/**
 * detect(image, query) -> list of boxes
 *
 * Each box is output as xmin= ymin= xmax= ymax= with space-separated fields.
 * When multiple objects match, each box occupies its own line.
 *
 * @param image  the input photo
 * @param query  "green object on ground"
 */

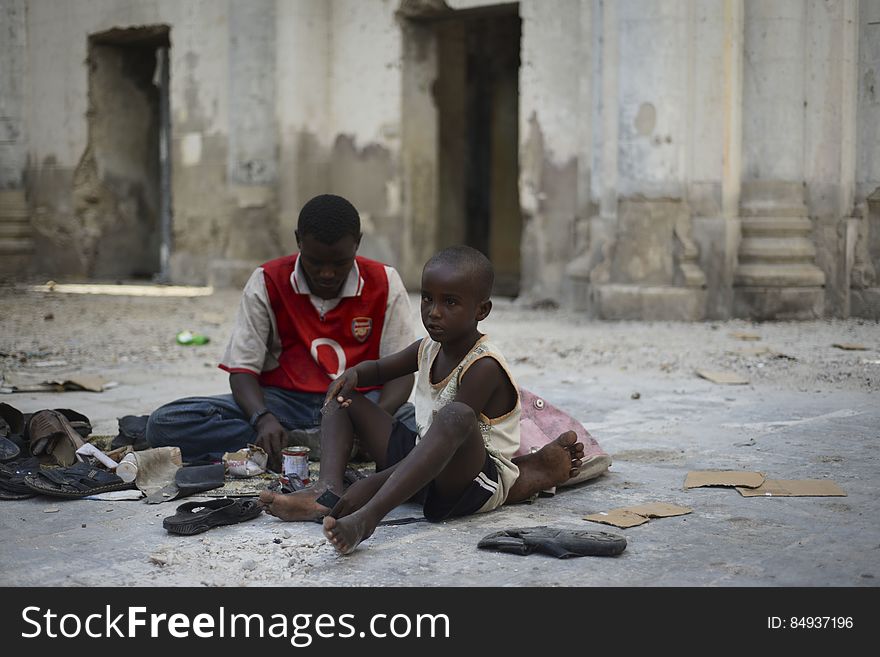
xmin=176 ymin=331 xmax=210 ymax=346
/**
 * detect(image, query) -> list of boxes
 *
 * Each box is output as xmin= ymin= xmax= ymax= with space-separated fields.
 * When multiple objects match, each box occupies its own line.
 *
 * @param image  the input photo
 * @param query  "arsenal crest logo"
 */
xmin=352 ymin=317 xmax=372 ymax=343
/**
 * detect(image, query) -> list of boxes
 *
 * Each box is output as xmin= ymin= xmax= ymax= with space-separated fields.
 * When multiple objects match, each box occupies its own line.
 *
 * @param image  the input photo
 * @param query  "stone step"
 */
xmin=740 ymin=216 xmax=813 ymax=237
xmin=0 ymin=220 xmax=32 ymax=238
xmin=0 ymin=190 xmax=28 ymax=210
xmin=738 ymin=237 xmax=817 ymax=261
xmin=740 ymin=204 xmax=807 ymax=218
xmin=0 ymin=237 xmax=34 ymax=255
xmin=734 ymin=262 xmax=825 ymax=287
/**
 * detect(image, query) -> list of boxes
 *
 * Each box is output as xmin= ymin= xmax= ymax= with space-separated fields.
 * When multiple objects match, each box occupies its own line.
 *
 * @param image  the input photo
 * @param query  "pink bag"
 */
xmin=517 ymin=388 xmax=611 ymax=487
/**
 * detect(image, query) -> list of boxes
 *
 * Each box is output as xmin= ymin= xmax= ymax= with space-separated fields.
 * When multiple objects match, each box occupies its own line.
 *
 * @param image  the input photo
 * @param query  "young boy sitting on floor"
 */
xmin=260 ymin=245 xmax=584 ymax=554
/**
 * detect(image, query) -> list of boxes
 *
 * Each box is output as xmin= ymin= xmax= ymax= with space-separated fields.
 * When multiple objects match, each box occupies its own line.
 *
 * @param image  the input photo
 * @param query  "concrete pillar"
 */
xmin=400 ymin=16 xmax=439 ymax=289
xmin=734 ymin=0 xmax=825 ymax=319
xmin=851 ymin=0 xmax=880 ymax=318
xmin=518 ymin=0 xmax=582 ymax=305
xmin=0 ymin=0 xmax=33 ymax=275
xmin=212 ymin=0 xmax=282 ymax=287
xmin=585 ymin=0 xmax=706 ymax=320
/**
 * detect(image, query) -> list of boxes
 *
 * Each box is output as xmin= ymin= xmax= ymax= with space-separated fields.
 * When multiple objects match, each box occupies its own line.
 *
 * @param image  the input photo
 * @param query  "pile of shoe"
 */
xmin=0 ymin=402 xmax=135 ymax=500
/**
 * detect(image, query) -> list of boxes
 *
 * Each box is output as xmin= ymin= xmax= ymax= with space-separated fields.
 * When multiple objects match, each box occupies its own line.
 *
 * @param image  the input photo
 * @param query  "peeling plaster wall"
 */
xmin=276 ymin=0 xmax=331 ymax=255
xmin=24 ymin=0 xmax=233 ymax=282
xmin=803 ymin=0 xmax=859 ymax=317
xmin=857 ymin=0 xmax=880 ymax=201
xmin=742 ymin=1 xmax=805 ymax=185
xmin=326 ymin=0 xmax=402 ymax=268
xmin=0 ymin=0 xmax=27 ymax=189
xmin=519 ymin=0 xmax=582 ymax=303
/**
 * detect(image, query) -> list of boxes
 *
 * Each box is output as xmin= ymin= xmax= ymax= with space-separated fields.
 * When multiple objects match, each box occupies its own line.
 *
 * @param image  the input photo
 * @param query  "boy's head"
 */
xmin=420 ymin=245 xmax=494 ymax=344
xmin=295 ymin=194 xmax=363 ymax=300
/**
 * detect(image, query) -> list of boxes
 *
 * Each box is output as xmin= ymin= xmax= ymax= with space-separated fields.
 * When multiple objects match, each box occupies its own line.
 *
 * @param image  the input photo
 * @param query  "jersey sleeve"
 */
xmin=379 ymin=266 xmax=416 ymax=358
xmin=219 ymin=268 xmax=275 ymax=375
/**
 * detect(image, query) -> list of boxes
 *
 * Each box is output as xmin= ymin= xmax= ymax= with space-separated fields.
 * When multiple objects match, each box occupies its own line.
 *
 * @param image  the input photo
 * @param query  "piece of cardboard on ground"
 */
xmin=685 ymin=470 xmax=765 ymax=489
xmin=584 ymin=502 xmax=692 ymax=528
xmin=0 ymin=372 xmax=111 ymax=393
xmin=695 ymin=369 xmax=750 ymax=385
xmin=736 ymin=479 xmax=846 ymax=497
xmin=832 ymin=343 xmax=868 ymax=351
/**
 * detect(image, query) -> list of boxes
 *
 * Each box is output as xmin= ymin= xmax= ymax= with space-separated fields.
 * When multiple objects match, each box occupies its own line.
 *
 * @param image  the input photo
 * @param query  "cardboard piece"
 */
xmin=730 ymin=332 xmax=761 ymax=341
xmin=832 ymin=343 xmax=868 ymax=351
xmin=685 ymin=470 xmax=765 ymax=489
xmin=695 ymin=370 xmax=750 ymax=385
xmin=1 ymin=373 xmax=110 ymax=393
xmin=584 ymin=502 xmax=692 ymax=528
xmin=736 ymin=479 xmax=846 ymax=497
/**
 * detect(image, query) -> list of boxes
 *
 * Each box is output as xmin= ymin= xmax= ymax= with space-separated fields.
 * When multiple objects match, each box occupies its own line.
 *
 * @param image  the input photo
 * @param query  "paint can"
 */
xmin=281 ymin=446 xmax=310 ymax=485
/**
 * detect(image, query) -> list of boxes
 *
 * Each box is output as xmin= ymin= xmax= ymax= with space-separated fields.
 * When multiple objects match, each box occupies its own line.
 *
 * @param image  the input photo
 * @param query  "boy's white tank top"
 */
xmin=414 ymin=335 xmax=520 ymax=509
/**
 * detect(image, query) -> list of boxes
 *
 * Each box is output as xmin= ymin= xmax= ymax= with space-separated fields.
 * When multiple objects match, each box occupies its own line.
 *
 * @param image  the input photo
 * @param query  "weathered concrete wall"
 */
xmin=742 ymin=0 xmax=805 ymax=185
xmin=276 ymin=0 xmax=331 ymax=255
xmin=519 ymin=0 xmax=583 ymax=304
xmin=326 ymin=0 xmax=402 ymax=268
xmin=75 ymin=43 xmax=161 ymax=278
xmin=804 ymin=0 xmax=859 ymax=318
xmin=10 ymin=0 xmax=876 ymax=319
xmin=0 ymin=0 xmax=27 ymax=189
xmin=857 ymin=0 xmax=880 ymax=201
xmin=23 ymin=0 xmax=233 ymax=282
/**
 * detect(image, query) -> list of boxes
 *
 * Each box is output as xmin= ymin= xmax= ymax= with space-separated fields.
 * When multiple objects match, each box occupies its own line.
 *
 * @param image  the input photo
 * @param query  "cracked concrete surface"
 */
xmin=1 ymin=285 xmax=877 ymax=586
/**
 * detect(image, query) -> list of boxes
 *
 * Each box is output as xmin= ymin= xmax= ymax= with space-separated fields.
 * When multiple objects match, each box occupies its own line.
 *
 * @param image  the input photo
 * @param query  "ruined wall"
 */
xmin=518 ymin=0 xmax=584 ymax=305
xmin=23 ymin=0 xmax=234 ymax=282
xmin=276 ymin=0 xmax=331 ymax=255
xmin=326 ymin=0 xmax=403 ymax=269
xmin=0 ymin=0 xmax=27 ymax=189
xmin=852 ymin=0 xmax=880 ymax=317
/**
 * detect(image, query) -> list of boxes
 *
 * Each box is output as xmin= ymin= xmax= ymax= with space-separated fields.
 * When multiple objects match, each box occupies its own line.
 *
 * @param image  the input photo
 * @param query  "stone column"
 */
xmin=213 ymin=0 xmax=281 ymax=288
xmin=585 ymin=0 xmax=706 ymax=320
xmin=0 ymin=0 xmax=33 ymax=275
xmin=734 ymin=0 xmax=825 ymax=319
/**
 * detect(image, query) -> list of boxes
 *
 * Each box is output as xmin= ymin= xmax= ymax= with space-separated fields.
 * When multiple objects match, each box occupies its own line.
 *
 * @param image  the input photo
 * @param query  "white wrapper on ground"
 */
xmin=222 ymin=444 xmax=268 ymax=477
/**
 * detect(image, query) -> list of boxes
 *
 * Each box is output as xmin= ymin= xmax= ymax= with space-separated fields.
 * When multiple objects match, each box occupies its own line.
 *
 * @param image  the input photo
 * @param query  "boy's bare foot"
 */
xmin=259 ymin=487 xmax=332 ymax=522
xmin=323 ymin=512 xmax=376 ymax=555
xmin=506 ymin=431 xmax=584 ymax=503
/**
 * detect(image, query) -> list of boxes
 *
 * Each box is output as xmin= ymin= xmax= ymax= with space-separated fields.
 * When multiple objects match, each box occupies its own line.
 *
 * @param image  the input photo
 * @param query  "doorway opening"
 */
xmin=403 ymin=3 xmax=522 ymax=295
xmin=78 ymin=26 xmax=170 ymax=280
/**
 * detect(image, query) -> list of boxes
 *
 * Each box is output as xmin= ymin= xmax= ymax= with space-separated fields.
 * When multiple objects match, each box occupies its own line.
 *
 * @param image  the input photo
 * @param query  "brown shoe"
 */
xmin=26 ymin=409 xmax=85 ymax=467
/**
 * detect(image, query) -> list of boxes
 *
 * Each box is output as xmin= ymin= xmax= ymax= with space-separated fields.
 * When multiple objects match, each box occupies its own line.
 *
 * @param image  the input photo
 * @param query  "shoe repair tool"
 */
xmin=320 ymin=397 xmax=340 ymax=417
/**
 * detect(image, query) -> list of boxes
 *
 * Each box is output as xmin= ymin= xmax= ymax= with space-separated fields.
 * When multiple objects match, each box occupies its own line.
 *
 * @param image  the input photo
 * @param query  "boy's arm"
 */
xmin=452 ymin=357 xmax=511 ymax=419
xmin=375 ymin=373 xmax=415 ymax=416
xmin=328 ymin=340 xmax=422 ymax=406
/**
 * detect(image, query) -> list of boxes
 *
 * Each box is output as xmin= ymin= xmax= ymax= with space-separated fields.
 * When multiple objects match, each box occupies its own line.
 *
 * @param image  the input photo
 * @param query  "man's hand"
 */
xmin=254 ymin=413 xmax=286 ymax=473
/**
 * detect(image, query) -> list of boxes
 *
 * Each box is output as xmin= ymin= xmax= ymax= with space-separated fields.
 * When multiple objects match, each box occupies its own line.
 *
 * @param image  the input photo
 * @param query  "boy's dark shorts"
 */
xmin=382 ymin=419 xmax=499 ymax=523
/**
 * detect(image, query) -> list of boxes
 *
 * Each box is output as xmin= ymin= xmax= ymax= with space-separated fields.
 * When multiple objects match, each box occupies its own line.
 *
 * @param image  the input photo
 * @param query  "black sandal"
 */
xmin=23 ymin=461 xmax=133 ymax=498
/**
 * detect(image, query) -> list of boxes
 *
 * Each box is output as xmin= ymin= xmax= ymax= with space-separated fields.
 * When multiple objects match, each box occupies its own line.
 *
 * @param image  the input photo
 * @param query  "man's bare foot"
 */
xmin=507 ymin=430 xmax=584 ymax=503
xmin=323 ymin=512 xmax=376 ymax=555
xmin=259 ymin=487 xmax=332 ymax=522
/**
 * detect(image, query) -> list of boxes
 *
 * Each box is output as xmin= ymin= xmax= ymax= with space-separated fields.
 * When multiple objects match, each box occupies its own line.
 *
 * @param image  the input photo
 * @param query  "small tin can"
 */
xmin=282 ymin=446 xmax=310 ymax=485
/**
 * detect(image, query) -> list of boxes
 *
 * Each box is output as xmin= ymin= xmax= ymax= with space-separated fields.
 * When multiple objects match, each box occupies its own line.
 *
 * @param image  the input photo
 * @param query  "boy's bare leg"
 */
xmin=260 ymin=393 xmax=394 ymax=521
xmin=505 ymin=431 xmax=584 ymax=504
xmin=324 ymin=402 xmax=484 ymax=554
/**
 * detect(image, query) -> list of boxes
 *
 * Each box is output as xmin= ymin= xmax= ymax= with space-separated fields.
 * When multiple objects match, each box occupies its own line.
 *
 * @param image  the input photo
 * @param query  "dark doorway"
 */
xmin=434 ymin=4 xmax=521 ymax=296
xmin=78 ymin=26 xmax=170 ymax=280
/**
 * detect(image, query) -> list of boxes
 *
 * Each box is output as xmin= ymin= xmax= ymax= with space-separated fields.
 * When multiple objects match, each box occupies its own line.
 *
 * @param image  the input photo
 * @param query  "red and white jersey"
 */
xmin=220 ymin=254 xmax=414 ymax=393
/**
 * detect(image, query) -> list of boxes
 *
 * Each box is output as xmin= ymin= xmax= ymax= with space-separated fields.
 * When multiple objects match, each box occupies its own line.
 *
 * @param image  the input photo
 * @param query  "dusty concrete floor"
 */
xmin=1 ymin=282 xmax=878 ymax=586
